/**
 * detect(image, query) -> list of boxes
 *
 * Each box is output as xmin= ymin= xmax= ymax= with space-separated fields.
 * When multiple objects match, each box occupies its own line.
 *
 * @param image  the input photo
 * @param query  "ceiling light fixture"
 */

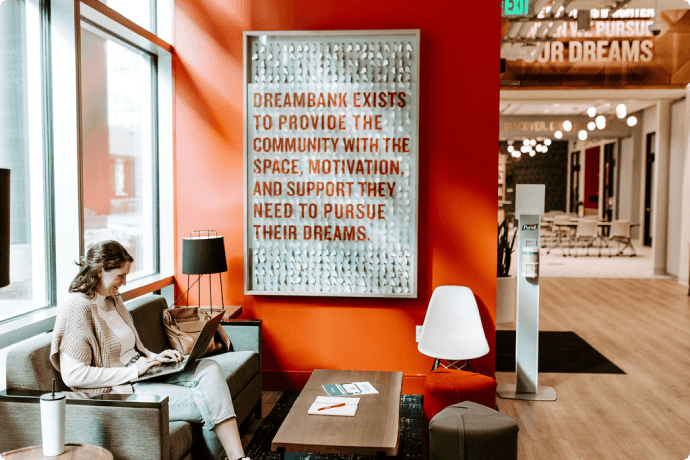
xmin=562 ymin=120 xmax=573 ymax=132
xmin=544 ymin=139 xmax=552 ymax=146
xmin=554 ymin=130 xmax=563 ymax=139
xmin=507 ymin=145 xmax=514 ymax=153
xmin=587 ymin=121 xmax=596 ymax=130
xmin=587 ymin=107 xmax=597 ymax=117
xmin=578 ymin=129 xmax=588 ymax=141
xmin=523 ymin=139 xmax=530 ymax=146
xmin=616 ymin=103 xmax=627 ymax=119
xmin=626 ymin=115 xmax=638 ymax=127
xmin=512 ymin=150 xmax=521 ymax=158
xmin=529 ymin=150 xmax=536 ymax=157
xmin=595 ymin=115 xmax=606 ymax=129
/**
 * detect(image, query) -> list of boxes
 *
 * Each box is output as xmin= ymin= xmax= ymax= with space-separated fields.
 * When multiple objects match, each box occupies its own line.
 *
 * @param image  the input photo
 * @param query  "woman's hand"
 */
xmin=135 ymin=350 xmax=183 ymax=376
xmin=135 ymin=356 xmax=162 ymax=376
xmin=150 ymin=349 xmax=183 ymax=364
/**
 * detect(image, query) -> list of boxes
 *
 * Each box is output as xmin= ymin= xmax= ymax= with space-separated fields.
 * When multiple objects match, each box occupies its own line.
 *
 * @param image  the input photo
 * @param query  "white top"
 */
xmin=59 ymin=293 xmax=140 ymax=393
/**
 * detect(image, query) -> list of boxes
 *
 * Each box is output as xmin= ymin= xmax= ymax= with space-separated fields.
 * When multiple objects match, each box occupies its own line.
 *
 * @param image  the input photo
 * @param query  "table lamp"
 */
xmin=0 ymin=168 xmax=10 ymax=288
xmin=182 ymin=230 xmax=227 ymax=315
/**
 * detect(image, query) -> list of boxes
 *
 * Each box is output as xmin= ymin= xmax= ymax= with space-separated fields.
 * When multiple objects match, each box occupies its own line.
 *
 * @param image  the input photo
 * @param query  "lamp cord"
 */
xmin=171 ymin=275 xmax=202 ymax=308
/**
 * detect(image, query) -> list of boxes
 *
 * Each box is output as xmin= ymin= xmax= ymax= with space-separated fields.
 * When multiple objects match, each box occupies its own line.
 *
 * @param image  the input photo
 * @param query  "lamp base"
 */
xmin=497 ymin=383 xmax=557 ymax=401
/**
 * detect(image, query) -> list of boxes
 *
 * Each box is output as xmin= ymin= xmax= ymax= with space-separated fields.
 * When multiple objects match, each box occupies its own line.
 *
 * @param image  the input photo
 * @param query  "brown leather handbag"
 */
xmin=162 ymin=307 xmax=232 ymax=356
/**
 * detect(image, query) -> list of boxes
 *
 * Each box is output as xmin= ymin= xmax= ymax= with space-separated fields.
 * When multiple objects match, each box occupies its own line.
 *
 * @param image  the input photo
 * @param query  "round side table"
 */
xmin=1 ymin=443 xmax=113 ymax=459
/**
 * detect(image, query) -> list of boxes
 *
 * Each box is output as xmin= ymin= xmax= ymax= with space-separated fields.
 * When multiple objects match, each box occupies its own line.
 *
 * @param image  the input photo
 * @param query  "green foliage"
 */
xmin=498 ymin=219 xmax=517 ymax=277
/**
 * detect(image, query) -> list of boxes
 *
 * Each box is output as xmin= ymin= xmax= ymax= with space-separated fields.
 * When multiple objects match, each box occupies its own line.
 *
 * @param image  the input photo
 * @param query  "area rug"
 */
xmin=243 ymin=391 xmax=423 ymax=460
xmin=495 ymin=330 xmax=626 ymax=374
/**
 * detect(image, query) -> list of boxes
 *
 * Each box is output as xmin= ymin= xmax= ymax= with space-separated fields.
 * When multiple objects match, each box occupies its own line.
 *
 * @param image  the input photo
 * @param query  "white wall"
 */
xmin=667 ymin=99 xmax=686 ymax=277
xmin=618 ymin=136 xmax=634 ymax=221
xmin=679 ymin=92 xmax=690 ymax=287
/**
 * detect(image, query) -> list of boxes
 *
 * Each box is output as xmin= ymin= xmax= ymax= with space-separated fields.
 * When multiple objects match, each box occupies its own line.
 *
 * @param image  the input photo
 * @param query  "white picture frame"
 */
xmin=243 ymin=30 xmax=420 ymax=297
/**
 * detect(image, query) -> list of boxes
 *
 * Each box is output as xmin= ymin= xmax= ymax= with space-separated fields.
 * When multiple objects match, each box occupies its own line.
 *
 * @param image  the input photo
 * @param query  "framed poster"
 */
xmin=244 ymin=30 xmax=420 ymax=297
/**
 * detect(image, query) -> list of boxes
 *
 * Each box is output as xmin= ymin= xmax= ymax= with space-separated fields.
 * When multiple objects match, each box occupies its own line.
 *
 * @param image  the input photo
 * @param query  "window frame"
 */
xmin=0 ymin=0 xmax=174 ymax=349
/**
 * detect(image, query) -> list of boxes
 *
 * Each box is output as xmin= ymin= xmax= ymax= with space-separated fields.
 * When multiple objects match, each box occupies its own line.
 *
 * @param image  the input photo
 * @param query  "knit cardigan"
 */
xmin=50 ymin=292 xmax=151 ymax=394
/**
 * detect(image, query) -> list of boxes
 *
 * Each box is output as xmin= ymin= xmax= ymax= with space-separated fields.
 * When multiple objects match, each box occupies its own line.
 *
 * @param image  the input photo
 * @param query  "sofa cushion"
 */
xmin=204 ymin=351 xmax=259 ymax=399
xmin=126 ymin=295 xmax=169 ymax=353
xmin=169 ymin=421 xmax=194 ymax=460
xmin=6 ymin=333 xmax=68 ymax=392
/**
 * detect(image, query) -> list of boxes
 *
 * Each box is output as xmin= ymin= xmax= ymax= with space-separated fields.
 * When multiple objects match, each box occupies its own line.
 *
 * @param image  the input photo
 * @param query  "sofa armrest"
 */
xmin=222 ymin=319 xmax=262 ymax=354
xmin=0 ymin=390 xmax=171 ymax=460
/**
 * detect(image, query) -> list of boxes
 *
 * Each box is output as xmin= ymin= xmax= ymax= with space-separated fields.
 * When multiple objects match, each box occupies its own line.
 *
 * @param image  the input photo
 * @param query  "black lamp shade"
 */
xmin=182 ymin=235 xmax=227 ymax=275
xmin=0 ymin=169 xmax=9 ymax=288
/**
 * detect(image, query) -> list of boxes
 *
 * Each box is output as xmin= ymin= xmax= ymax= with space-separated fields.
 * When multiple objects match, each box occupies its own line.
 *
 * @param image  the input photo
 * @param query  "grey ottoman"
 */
xmin=429 ymin=401 xmax=519 ymax=460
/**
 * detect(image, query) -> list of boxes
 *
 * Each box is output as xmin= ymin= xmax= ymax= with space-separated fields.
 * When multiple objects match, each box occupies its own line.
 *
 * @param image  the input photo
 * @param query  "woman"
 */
xmin=50 ymin=240 xmax=250 ymax=460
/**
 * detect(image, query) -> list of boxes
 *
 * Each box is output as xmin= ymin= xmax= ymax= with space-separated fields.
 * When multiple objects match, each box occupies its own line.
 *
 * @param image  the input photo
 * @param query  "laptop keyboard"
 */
xmin=141 ymin=356 xmax=188 ymax=377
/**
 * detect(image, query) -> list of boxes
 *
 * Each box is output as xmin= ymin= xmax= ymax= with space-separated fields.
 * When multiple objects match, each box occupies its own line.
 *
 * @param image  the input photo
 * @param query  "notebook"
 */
xmin=308 ymin=396 xmax=360 ymax=416
xmin=130 ymin=311 xmax=224 ymax=383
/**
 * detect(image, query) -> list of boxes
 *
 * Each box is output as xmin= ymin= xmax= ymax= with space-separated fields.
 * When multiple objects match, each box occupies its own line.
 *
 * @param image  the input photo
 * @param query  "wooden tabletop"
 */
xmin=1 ymin=444 xmax=113 ymax=459
xmin=271 ymin=369 xmax=403 ymax=456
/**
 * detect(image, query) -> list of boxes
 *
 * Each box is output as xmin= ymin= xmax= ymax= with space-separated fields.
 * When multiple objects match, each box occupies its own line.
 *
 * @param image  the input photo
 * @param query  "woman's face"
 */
xmin=96 ymin=261 xmax=131 ymax=297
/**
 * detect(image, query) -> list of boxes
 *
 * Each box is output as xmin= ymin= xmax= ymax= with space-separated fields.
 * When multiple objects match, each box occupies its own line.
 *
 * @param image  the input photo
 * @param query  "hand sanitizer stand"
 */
xmin=497 ymin=184 xmax=557 ymax=401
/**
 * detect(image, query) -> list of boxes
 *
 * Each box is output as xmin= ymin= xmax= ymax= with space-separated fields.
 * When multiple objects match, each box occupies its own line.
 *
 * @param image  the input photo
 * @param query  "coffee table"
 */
xmin=272 ymin=369 xmax=404 ymax=458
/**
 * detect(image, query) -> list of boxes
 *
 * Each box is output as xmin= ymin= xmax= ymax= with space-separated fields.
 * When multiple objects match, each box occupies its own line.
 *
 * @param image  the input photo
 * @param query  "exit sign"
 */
xmin=504 ymin=0 xmax=529 ymax=16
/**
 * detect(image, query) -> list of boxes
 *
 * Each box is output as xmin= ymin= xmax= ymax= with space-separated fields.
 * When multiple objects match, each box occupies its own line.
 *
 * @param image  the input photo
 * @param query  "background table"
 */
xmin=1 ymin=443 xmax=113 ymax=459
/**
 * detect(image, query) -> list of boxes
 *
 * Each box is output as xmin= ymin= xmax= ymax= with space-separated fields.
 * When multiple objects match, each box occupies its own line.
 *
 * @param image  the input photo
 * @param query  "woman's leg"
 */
xmin=133 ymin=359 xmax=246 ymax=459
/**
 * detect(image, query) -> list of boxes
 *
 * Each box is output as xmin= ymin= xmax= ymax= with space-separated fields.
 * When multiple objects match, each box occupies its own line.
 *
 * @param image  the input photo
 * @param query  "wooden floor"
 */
xmin=496 ymin=278 xmax=690 ymax=460
xmin=243 ymin=278 xmax=690 ymax=459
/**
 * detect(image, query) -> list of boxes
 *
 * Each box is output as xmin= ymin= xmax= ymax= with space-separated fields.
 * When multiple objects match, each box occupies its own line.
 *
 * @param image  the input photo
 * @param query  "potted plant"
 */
xmin=497 ymin=219 xmax=517 ymax=323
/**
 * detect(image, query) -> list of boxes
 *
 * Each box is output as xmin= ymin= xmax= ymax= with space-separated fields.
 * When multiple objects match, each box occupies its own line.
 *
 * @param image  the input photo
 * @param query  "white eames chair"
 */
xmin=418 ymin=286 xmax=489 ymax=371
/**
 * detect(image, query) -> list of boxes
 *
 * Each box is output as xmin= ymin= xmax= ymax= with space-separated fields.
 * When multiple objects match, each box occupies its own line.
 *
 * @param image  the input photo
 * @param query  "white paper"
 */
xmin=322 ymin=381 xmax=379 ymax=396
xmin=308 ymin=396 xmax=360 ymax=416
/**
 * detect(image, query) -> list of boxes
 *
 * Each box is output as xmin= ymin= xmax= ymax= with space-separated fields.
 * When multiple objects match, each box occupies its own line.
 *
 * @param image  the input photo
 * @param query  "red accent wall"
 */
xmin=584 ymin=147 xmax=601 ymax=211
xmin=173 ymin=0 xmax=500 ymax=394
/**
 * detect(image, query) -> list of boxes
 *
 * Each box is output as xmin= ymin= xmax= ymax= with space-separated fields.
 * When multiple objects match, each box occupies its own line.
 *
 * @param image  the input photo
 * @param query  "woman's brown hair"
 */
xmin=69 ymin=240 xmax=133 ymax=297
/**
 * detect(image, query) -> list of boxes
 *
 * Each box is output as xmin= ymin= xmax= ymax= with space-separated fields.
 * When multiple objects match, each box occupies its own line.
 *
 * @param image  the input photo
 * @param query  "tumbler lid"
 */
xmin=40 ymin=392 xmax=66 ymax=401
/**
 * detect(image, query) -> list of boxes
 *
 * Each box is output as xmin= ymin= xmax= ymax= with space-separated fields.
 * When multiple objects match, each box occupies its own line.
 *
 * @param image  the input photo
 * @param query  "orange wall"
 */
xmin=173 ymin=0 xmax=499 ymax=394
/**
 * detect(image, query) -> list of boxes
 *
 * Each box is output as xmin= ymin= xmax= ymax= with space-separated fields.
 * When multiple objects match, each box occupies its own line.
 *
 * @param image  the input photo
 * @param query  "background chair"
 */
xmin=569 ymin=219 xmax=601 ymax=257
xmin=418 ymin=286 xmax=497 ymax=422
xmin=608 ymin=221 xmax=636 ymax=257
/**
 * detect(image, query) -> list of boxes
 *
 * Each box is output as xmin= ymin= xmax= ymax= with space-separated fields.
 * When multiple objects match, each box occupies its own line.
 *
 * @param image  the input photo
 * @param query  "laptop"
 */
xmin=131 ymin=311 xmax=224 ymax=383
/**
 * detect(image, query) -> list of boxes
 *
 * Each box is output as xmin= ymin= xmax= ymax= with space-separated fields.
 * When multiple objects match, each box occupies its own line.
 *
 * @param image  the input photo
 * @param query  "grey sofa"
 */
xmin=0 ymin=294 xmax=262 ymax=460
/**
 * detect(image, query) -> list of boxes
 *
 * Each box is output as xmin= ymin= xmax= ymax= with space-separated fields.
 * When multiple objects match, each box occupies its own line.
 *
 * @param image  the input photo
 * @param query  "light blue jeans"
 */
xmin=133 ymin=358 xmax=236 ymax=459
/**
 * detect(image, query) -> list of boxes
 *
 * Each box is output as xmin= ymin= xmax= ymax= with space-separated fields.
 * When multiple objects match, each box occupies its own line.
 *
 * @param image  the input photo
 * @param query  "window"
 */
xmin=0 ymin=0 xmax=49 ymax=323
xmin=98 ymin=0 xmax=154 ymax=33
xmin=80 ymin=23 xmax=158 ymax=280
xmin=0 ymin=0 xmax=174 ymax=348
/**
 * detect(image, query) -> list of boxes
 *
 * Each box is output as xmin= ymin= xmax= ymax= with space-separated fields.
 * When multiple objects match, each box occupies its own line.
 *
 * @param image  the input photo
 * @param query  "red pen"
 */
xmin=318 ymin=403 xmax=346 ymax=411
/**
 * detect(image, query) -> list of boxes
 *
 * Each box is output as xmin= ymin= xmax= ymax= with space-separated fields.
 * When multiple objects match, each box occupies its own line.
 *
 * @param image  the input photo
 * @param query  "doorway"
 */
xmin=584 ymin=146 xmax=600 ymax=218
xmin=570 ymin=150 xmax=580 ymax=214
xmin=602 ymin=142 xmax=616 ymax=223
xmin=644 ymin=132 xmax=655 ymax=247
